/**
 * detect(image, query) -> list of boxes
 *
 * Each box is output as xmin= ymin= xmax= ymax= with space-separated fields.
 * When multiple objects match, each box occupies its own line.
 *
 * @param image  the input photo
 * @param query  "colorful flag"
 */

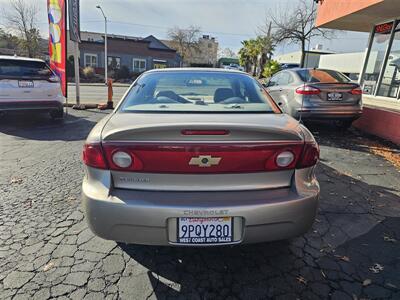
xmin=48 ymin=0 xmax=67 ymax=97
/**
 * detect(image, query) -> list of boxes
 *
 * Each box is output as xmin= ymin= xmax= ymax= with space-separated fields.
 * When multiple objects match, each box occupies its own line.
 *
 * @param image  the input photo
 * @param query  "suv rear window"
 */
xmin=120 ymin=71 xmax=276 ymax=113
xmin=296 ymin=69 xmax=350 ymax=83
xmin=0 ymin=59 xmax=53 ymax=79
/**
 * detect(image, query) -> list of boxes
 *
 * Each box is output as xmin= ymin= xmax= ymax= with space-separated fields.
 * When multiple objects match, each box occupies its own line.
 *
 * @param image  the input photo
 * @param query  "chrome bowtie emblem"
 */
xmin=189 ymin=155 xmax=222 ymax=168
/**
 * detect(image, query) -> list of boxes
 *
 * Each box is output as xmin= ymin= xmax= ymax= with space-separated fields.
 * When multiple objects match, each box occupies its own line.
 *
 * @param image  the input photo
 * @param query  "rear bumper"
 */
xmin=295 ymin=107 xmax=363 ymax=121
xmin=0 ymin=100 xmax=63 ymax=112
xmin=82 ymin=168 xmax=320 ymax=246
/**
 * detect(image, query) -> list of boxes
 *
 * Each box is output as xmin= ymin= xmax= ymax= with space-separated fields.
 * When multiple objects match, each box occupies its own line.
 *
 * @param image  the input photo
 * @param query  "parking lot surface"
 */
xmin=0 ymin=110 xmax=399 ymax=300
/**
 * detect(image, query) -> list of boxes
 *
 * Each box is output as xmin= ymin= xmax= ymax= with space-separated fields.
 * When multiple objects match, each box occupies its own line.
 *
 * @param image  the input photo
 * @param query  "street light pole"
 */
xmin=96 ymin=5 xmax=108 ymax=85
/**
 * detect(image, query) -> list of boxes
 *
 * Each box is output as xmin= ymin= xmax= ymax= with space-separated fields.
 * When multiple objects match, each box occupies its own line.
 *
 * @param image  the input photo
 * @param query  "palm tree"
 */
xmin=256 ymin=36 xmax=275 ymax=78
xmin=239 ymin=39 xmax=262 ymax=76
xmin=238 ymin=41 xmax=252 ymax=73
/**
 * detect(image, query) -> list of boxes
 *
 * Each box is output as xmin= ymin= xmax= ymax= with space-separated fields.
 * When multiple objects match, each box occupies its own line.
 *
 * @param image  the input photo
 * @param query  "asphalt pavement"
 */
xmin=0 ymin=110 xmax=399 ymax=299
xmin=67 ymin=84 xmax=130 ymax=106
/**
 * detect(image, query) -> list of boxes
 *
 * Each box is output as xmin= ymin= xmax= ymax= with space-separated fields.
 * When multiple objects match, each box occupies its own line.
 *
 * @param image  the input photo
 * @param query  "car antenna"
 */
xmin=299 ymin=0 xmax=317 ymax=125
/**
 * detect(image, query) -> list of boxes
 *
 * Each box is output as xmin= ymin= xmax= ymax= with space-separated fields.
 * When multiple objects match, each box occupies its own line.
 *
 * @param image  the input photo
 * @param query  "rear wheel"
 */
xmin=50 ymin=109 xmax=64 ymax=121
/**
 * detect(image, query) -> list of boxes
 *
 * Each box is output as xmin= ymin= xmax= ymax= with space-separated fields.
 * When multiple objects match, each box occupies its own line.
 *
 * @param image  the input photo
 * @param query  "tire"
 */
xmin=50 ymin=109 xmax=64 ymax=120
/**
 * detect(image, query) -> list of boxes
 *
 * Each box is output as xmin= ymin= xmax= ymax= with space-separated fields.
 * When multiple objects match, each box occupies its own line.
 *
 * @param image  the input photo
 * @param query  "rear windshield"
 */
xmin=296 ymin=69 xmax=350 ymax=83
xmin=120 ymin=71 xmax=276 ymax=113
xmin=0 ymin=59 xmax=53 ymax=79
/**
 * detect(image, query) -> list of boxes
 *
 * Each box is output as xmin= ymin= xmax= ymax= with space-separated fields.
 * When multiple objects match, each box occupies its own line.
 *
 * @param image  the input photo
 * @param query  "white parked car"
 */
xmin=0 ymin=56 xmax=64 ymax=119
xmin=224 ymin=64 xmax=245 ymax=72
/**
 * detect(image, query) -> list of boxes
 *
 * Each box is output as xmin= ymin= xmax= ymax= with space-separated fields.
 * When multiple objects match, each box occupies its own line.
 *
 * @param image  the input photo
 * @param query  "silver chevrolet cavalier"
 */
xmin=82 ymin=69 xmax=320 ymax=246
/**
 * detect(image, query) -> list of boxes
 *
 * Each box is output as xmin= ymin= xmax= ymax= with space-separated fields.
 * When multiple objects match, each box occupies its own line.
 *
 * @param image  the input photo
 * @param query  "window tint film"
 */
xmin=120 ymin=71 xmax=276 ymax=113
xmin=296 ymin=69 xmax=350 ymax=83
xmin=0 ymin=59 xmax=53 ymax=79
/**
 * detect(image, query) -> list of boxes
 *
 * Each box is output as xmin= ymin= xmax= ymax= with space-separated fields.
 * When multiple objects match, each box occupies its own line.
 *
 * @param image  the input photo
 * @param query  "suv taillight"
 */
xmin=82 ymin=144 xmax=108 ymax=169
xmin=296 ymin=86 xmax=321 ymax=95
xmin=297 ymin=141 xmax=320 ymax=169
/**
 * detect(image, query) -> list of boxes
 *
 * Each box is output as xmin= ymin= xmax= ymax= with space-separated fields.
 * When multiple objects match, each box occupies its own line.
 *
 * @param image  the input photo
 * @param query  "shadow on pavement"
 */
xmin=0 ymin=110 xmax=101 ymax=141
xmin=118 ymin=162 xmax=400 ymax=299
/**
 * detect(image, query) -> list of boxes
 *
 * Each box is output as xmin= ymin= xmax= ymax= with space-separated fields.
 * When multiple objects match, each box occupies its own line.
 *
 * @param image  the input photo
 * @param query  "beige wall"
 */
xmin=319 ymin=52 xmax=365 ymax=74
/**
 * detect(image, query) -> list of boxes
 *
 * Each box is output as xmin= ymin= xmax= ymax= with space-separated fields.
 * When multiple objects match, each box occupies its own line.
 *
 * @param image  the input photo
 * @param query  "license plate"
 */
xmin=177 ymin=217 xmax=233 ymax=244
xmin=18 ymin=81 xmax=34 ymax=88
xmin=327 ymin=92 xmax=342 ymax=101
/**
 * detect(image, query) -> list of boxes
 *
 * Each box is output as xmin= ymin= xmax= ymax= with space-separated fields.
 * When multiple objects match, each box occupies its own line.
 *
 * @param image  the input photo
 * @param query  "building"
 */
xmin=316 ymin=0 xmax=400 ymax=145
xmin=67 ymin=31 xmax=181 ymax=75
xmin=163 ymin=35 xmax=219 ymax=67
xmin=318 ymin=52 xmax=369 ymax=81
xmin=274 ymin=48 xmax=334 ymax=69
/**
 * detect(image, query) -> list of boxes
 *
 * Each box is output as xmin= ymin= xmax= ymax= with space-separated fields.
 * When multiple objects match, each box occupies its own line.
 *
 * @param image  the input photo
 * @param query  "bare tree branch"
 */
xmin=167 ymin=26 xmax=201 ymax=66
xmin=3 ymin=0 xmax=40 ymax=58
xmin=262 ymin=0 xmax=335 ymax=67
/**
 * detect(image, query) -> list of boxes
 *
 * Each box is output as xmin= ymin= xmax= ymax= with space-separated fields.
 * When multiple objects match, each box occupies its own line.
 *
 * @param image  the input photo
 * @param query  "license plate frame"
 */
xmin=177 ymin=217 xmax=234 ymax=245
xmin=327 ymin=92 xmax=343 ymax=101
xmin=18 ymin=80 xmax=34 ymax=88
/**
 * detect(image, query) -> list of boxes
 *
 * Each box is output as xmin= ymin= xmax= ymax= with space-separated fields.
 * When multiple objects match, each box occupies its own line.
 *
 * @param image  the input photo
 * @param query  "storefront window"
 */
xmin=362 ymin=22 xmax=394 ymax=95
xmin=377 ymin=21 xmax=400 ymax=98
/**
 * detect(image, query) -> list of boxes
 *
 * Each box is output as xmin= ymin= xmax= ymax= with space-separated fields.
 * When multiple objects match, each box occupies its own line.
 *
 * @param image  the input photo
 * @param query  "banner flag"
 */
xmin=48 ymin=0 xmax=67 ymax=97
xmin=68 ymin=0 xmax=81 ymax=43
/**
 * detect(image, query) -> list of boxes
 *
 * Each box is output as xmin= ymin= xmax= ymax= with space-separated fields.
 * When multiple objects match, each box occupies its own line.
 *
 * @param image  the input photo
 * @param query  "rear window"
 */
xmin=120 ymin=71 xmax=276 ymax=113
xmin=0 ymin=59 xmax=53 ymax=79
xmin=296 ymin=69 xmax=350 ymax=83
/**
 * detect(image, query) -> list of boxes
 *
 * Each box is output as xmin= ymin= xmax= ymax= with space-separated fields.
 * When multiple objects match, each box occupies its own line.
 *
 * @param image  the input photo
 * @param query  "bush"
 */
xmin=262 ymin=60 xmax=281 ymax=78
xmin=114 ymin=65 xmax=131 ymax=80
xmin=82 ymin=66 xmax=96 ymax=79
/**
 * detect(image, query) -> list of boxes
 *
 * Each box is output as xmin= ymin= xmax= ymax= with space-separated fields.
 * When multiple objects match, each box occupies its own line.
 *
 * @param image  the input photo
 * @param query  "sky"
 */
xmin=0 ymin=0 xmax=370 ymax=55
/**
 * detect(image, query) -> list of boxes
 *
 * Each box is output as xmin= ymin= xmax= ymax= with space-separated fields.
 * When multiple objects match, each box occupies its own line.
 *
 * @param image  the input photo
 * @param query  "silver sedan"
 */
xmin=82 ymin=68 xmax=320 ymax=246
xmin=265 ymin=68 xmax=363 ymax=128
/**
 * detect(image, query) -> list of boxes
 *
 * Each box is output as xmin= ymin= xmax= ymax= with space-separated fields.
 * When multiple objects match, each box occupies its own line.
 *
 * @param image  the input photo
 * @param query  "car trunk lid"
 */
xmin=304 ymin=83 xmax=361 ymax=106
xmin=98 ymin=113 xmax=306 ymax=191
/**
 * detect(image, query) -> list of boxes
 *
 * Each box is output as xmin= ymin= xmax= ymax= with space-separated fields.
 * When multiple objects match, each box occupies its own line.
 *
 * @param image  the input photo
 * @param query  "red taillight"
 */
xmin=181 ymin=130 xmax=230 ymax=136
xmin=296 ymin=86 xmax=321 ymax=95
xmin=350 ymin=87 xmax=363 ymax=95
xmin=297 ymin=141 xmax=320 ymax=169
xmin=82 ymin=144 xmax=108 ymax=169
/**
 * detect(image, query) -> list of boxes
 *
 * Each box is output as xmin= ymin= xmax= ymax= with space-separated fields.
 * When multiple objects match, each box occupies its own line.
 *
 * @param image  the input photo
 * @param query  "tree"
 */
xmin=0 ymin=28 xmax=19 ymax=49
xmin=262 ymin=60 xmax=280 ymax=78
xmin=238 ymin=42 xmax=252 ymax=73
xmin=238 ymin=39 xmax=262 ymax=76
xmin=167 ymin=26 xmax=201 ymax=66
xmin=3 ymin=0 xmax=40 ymax=58
xmin=218 ymin=48 xmax=237 ymax=59
xmin=264 ymin=0 xmax=334 ymax=67
xmin=256 ymin=35 xmax=274 ymax=78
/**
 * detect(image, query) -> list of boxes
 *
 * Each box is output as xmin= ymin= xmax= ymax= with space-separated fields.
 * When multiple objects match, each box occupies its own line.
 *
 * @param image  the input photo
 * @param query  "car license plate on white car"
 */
xmin=327 ymin=92 xmax=343 ymax=101
xmin=18 ymin=80 xmax=34 ymax=88
xmin=177 ymin=217 xmax=233 ymax=244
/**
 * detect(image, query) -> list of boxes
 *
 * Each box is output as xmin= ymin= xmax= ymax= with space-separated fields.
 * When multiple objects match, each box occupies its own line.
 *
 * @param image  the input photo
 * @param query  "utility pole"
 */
xmin=96 ymin=5 xmax=108 ymax=85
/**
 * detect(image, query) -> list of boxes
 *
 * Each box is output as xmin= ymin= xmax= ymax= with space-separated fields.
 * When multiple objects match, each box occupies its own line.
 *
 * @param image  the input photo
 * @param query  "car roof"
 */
xmin=145 ymin=67 xmax=247 ymax=75
xmin=0 ymin=55 xmax=46 ymax=63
